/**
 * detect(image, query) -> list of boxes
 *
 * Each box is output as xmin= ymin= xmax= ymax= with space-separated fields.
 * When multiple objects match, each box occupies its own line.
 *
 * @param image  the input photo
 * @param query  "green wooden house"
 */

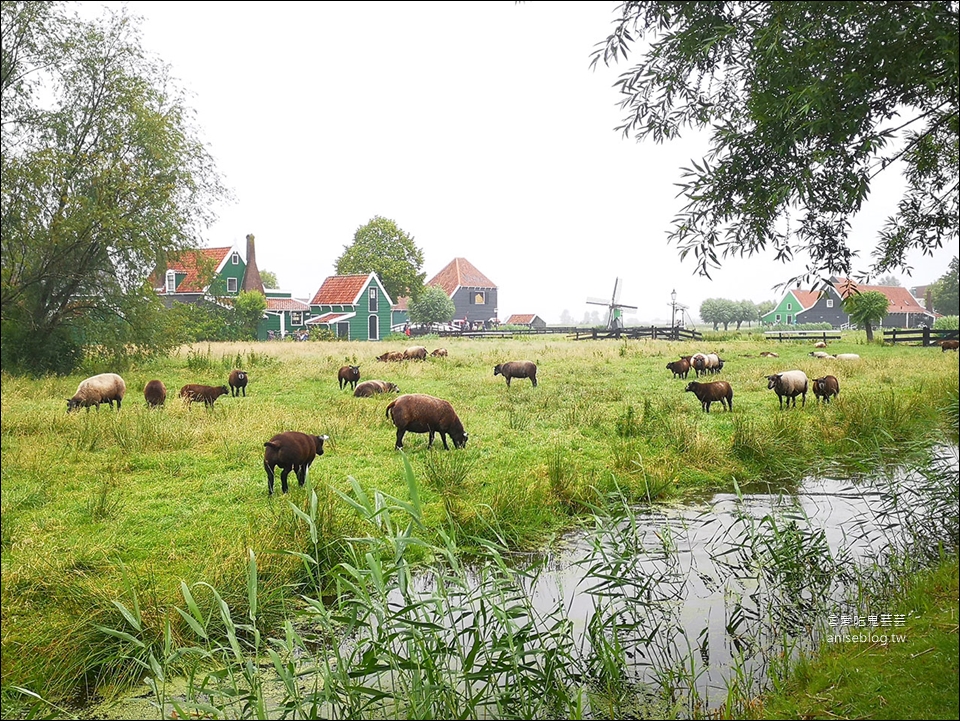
xmin=760 ymin=289 xmax=821 ymax=325
xmin=153 ymin=246 xmax=246 ymax=306
xmin=307 ymin=273 xmax=393 ymax=340
xmin=260 ymin=291 xmax=312 ymax=340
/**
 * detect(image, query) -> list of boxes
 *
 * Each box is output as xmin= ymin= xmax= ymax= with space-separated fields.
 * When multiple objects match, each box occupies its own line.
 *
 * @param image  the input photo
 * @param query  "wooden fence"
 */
xmin=882 ymin=327 xmax=959 ymax=346
xmin=764 ymin=330 xmax=842 ymax=343
xmin=431 ymin=325 xmax=703 ymax=341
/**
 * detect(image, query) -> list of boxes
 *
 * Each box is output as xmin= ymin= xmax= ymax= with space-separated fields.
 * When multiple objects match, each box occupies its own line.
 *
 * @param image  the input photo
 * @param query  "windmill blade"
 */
xmin=618 ymin=303 xmax=639 ymax=311
xmin=612 ymin=278 xmax=623 ymax=305
xmin=586 ymin=297 xmax=610 ymax=306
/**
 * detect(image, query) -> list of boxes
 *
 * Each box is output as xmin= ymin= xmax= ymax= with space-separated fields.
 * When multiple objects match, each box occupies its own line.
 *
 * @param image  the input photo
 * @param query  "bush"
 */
xmin=934 ymin=316 xmax=959 ymax=330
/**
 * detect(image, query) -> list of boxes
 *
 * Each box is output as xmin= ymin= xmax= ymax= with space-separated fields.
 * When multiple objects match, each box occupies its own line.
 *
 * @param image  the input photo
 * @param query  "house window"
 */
xmin=368 ymin=287 xmax=378 ymax=312
xmin=291 ymin=311 xmax=303 ymax=326
xmin=165 ymin=270 xmax=176 ymax=293
xmin=228 ymin=277 xmax=238 ymax=293
xmin=826 ymin=299 xmax=834 ymax=308
xmin=787 ymin=315 xmax=793 ymax=324
xmin=471 ymin=291 xmax=485 ymax=305
xmin=336 ymin=322 xmax=349 ymax=339
xmin=787 ymin=302 xmax=792 ymax=310
xmin=232 ymin=253 xmax=239 ymax=265
xmin=776 ymin=314 xmax=781 ymax=322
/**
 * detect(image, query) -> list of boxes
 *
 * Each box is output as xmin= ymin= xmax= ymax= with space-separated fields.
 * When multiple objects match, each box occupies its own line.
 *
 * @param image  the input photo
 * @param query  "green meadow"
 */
xmin=1 ymin=335 xmax=957 ymax=707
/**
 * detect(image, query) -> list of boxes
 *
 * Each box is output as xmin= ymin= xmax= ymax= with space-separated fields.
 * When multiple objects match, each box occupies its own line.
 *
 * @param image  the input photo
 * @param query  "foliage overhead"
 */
xmin=408 ymin=284 xmax=455 ymax=325
xmin=335 ymin=216 xmax=426 ymax=304
xmin=0 ymin=1 xmax=228 ymax=374
xmin=843 ymin=290 xmax=890 ymax=342
xmin=591 ymin=1 xmax=959 ymax=289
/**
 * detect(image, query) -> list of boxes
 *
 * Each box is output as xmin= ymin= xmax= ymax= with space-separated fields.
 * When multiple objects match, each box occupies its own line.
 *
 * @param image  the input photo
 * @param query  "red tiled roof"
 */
xmin=792 ymin=290 xmax=822 ymax=310
xmin=833 ymin=278 xmax=930 ymax=313
xmin=428 ymin=258 xmax=496 ymax=297
xmin=506 ymin=314 xmax=536 ymax=325
xmin=156 ymin=247 xmax=232 ymax=294
xmin=266 ymin=298 xmax=310 ymax=312
xmin=309 ymin=275 xmax=370 ymax=305
xmin=393 ymin=296 xmax=410 ymax=311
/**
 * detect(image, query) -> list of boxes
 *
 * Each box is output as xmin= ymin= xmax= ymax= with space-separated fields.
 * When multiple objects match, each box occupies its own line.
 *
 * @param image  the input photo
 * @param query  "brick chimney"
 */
xmin=241 ymin=233 xmax=265 ymax=294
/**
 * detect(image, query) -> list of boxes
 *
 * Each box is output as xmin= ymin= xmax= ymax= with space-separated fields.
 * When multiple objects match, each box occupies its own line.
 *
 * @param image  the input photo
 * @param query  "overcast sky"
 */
xmin=84 ymin=1 xmax=958 ymax=324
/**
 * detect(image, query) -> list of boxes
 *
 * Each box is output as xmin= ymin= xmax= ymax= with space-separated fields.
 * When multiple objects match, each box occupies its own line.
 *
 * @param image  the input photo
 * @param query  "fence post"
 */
xmin=923 ymin=326 xmax=930 ymax=346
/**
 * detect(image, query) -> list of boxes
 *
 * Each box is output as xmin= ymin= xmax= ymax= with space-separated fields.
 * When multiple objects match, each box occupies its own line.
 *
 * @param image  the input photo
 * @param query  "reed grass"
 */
xmin=1 ymin=336 xmax=957 ymax=710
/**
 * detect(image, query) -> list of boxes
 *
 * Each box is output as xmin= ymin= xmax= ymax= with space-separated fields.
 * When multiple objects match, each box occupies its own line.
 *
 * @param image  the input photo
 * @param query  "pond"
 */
xmin=82 ymin=447 xmax=957 ymax=719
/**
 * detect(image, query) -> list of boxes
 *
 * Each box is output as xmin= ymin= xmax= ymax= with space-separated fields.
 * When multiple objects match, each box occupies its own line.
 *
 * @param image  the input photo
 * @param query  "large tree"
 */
xmin=591 ymin=2 xmax=958 ymax=288
xmin=335 ymin=216 xmax=426 ymax=303
xmin=843 ymin=290 xmax=890 ymax=342
xmin=1 ymin=1 xmax=227 ymax=374
xmin=929 ymin=256 xmax=959 ymax=316
xmin=408 ymin=285 xmax=455 ymax=326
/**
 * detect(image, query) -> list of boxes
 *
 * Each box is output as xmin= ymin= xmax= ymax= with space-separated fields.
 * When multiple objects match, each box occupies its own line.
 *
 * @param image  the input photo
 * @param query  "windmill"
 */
xmin=586 ymin=278 xmax=638 ymax=330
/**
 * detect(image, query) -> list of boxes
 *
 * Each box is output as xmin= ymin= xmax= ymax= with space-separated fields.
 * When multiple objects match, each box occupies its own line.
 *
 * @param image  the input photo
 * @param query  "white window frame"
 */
xmin=166 ymin=270 xmax=176 ymax=293
xmin=228 ymin=277 xmax=238 ymax=293
xmin=368 ymin=287 xmax=378 ymax=312
xmin=826 ymin=299 xmax=834 ymax=308
xmin=232 ymin=253 xmax=239 ymax=265
xmin=291 ymin=311 xmax=303 ymax=326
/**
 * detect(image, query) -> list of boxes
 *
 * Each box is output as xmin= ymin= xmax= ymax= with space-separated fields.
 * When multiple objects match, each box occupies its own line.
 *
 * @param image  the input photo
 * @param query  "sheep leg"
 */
xmin=395 ymin=429 xmax=405 ymax=451
xmin=280 ymin=467 xmax=291 ymax=494
xmin=297 ymin=463 xmax=309 ymax=488
xmin=531 ymin=376 xmax=537 ymax=387
xmin=428 ymin=431 xmax=436 ymax=448
xmin=440 ymin=432 xmax=450 ymax=450
xmin=265 ymin=462 xmax=276 ymax=496
xmin=506 ymin=377 xmax=511 ymax=387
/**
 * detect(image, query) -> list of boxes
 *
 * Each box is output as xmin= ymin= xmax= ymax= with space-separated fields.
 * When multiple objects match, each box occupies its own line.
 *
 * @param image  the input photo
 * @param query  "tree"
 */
xmin=757 ymin=300 xmax=775 ymax=319
xmin=1 ymin=2 xmax=227 ymax=374
xmin=699 ymin=297 xmax=739 ymax=330
xmin=335 ymin=216 xmax=426 ymax=303
xmin=843 ymin=290 xmax=889 ymax=342
xmin=408 ymin=285 xmax=455 ymax=326
xmin=591 ymin=2 xmax=958 ymax=289
xmin=260 ymin=270 xmax=278 ymax=289
xmin=878 ymin=275 xmax=902 ymax=287
xmin=734 ymin=300 xmax=759 ymax=329
xmin=929 ymin=256 xmax=959 ymax=316
xmin=232 ymin=291 xmax=267 ymax=341
xmin=559 ymin=309 xmax=574 ymax=325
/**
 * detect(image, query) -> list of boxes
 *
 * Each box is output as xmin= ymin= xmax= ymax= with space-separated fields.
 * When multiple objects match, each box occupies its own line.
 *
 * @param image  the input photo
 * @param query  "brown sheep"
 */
xmin=494 ymin=360 xmax=538 ymax=387
xmin=812 ymin=375 xmax=840 ymax=404
xmin=229 ymin=369 xmax=249 ymax=397
xmin=431 ymin=348 xmax=449 ymax=357
xmin=180 ymin=384 xmax=230 ymax=408
xmin=338 ymin=365 xmax=360 ymax=390
xmin=386 ymin=394 xmax=468 ymax=450
xmin=263 ymin=431 xmax=328 ymax=495
xmin=377 ymin=351 xmax=405 ymax=362
xmin=354 ymin=379 xmax=400 ymax=397
xmin=940 ymin=340 xmax=959 ymax=352
xmin=759 ymin=351 xmax=779 ymax=358
xmin=403 ymin=346 xmax=428 ymax=361
xmin=67 ymin=373 xmax=126 ymax=412
xmin=144 ymin=379 xmax=167 ymax=407
xmin=685 ymin=380 xmax=733 ymax=413
xmin=813 ymin=341 xmax=828 ymax=349
xmin=666 ymin=358 xmax=691 ymax=379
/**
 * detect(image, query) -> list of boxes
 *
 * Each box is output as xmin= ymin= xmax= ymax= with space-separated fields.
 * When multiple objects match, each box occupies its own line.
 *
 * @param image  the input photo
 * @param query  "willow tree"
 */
xmin=591 ymin=2 xmax=958 ymax=288
xmin=1 ymin=2 xmax=228 ymax=373
xmin=844 ymin=290 xmax=890 ymax=342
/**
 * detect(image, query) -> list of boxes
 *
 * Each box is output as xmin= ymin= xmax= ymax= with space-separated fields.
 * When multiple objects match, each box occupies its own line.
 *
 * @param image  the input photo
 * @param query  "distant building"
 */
xmin=153 ymin=245 xmax=245 ymax=307
xmin=505 ymin=313 xmax=547 ymax=329
xmin=307 ymin=273 xmax=393 ymax=340
xmin=428 ymin=258 xmax=498 ymax=325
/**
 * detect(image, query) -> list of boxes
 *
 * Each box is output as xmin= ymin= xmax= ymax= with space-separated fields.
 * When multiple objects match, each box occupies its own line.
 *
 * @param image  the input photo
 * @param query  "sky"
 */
xmin=83 ymin=1 xmax=958 ymax=324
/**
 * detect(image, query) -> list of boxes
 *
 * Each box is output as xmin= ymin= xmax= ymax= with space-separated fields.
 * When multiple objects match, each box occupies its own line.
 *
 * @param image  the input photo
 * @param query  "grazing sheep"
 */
xmin=354 ymin=379 xmax=400 ymax=397
xmin=338 ymin=365 xmax=360 ymax=390
xmin=431 ymin=348 xmax=448 ymax=357
xmin=403 ymin=346 xmax=428 ymax=361
xmin=386 ymin=394 xmax=468 ymax=450
xmin=813 ymin=341 xmax=828 ymax=349
xmin=180 ymin=384 xmax=230 ymax=408
xmin=494 ymin=360 xmax=538 ymax=387
xmin=263 ymin=431 xmax=328 ymax=495
xmin=833 ymin=353 xmax=860 ymax=360
xmin=685 ymin=380 xmax=733 ymax=413
xmin=144 ymin=379 xmax=167 ymax=408
xmin=809 ymin=351 xmax=831 ymax=359
xmin=229 ymin=369 xmax=249 ymax=397
xmin=377 ymin=351 xmax=405 ymax=362
xmin=813 ymin=375 xmax=840 ymax=404
xmin=759 ymin=351 xmax=779 ymax=358
xmin=666 ymin=358 xmax=691 ymax=379
xmin=766 ymin=370 xmax=809 ymax=409
xmin=67 ymin=373 xmax=127 ymax=413
xmin=691 ymin=352 xmax=721 ymax=376
xmin=941 ymin=340 xmax=959 ymax=352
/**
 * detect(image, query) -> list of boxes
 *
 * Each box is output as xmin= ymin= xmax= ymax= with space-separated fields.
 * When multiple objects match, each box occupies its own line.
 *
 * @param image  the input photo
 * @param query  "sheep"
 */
xmin=229 ymin=369 xmax=249 ymax=397
xmin=403 ymin=346 xmax=428 ymax=361
xmin=666 ymin=358 xmax=691 ymax=379
xmin=386 ymin=393 xmax=468 ymax=450
xmin=377 ymin=351 xmax=405 ymax=362
xmin=941 ymin=340 xmax=959 ymax=352
xmin=690 ymin=352 xmax=721 ymax=376
xmin=813 ymin=341 xmax=828 ymax=349
xmin=766 ymin=370 xmax=809 ymax=409
xmin=759 ymin=351 xmax=779 ymax=358
xmin=431 ymin=348 xmax=449 ymax=357
xmin=685 ymin=380 xmax=733 ymax=413
xmin=833 ymin=353 xmax=860 ymax=360
xmin=812 ymin=375 xmax=840 ymax=404
xmin=180 ymin=384 xmax=230 ymax=407
xmin=144 ymin=379 xmax=167 ymax=408
xmin=263 ymin=431 xmax=328 ymax=495
xmin=354 ymin=379 xmax=400 ymax=397
xmin=494 ymin=360 xmax=538 ymax=387
xmin=67 ymin=373 xmax=127 ymax=412
xmin=809 ymin=351 xmax=831 ymax=359
xmin=338 ymin=365 xmax=360 ymax=390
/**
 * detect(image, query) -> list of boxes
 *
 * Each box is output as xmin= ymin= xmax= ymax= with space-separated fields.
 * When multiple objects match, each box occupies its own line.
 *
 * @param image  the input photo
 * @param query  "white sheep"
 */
xmin=809 ymin=351 xmax=831 ymax=359
xmin=67 ymin=373 xmax=127 ymax=412
xmin=833 ymin=353 xmax=861 ymax=360
xmin=766 ymin=370 xmax=808 ymax=409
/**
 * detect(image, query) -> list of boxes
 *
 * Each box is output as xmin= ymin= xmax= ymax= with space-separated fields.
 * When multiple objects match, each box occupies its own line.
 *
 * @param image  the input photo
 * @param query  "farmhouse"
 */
xmin=428 ymin=258 xmax=499 ymax=326
xmin=153 ymin=246 xmax=246 ymax=307
xmin=307 ymin=273 xmax=393 ymax=340
xmin=505 ymin=313 xmax=547 ymax=329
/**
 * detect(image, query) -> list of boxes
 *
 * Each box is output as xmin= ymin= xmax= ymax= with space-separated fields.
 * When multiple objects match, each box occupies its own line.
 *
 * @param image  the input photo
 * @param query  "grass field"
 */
xmin=1 ymin=335 xmax=957 ymax=707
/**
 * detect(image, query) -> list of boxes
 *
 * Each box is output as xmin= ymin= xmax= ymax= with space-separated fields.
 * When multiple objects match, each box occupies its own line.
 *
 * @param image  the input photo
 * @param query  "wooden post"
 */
xmin=923 ymin=326 xmax=930 ymax=346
